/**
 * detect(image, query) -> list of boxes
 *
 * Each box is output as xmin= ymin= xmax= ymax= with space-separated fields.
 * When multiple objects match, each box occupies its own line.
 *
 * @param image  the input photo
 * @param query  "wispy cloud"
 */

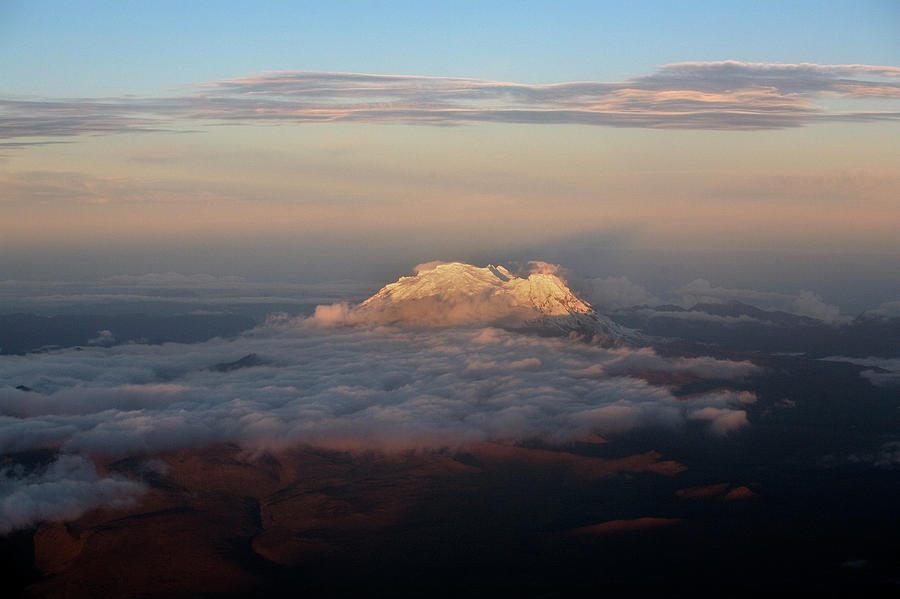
xmin=0 ymin=455 xmax=145 ymax=534
xmin=2 ymin=61 xmax=899 ymax=144
xmin=0 ymin=98 xmax=175 ymax=140
xmin=0 ymin=170 xmax=242 ymax=206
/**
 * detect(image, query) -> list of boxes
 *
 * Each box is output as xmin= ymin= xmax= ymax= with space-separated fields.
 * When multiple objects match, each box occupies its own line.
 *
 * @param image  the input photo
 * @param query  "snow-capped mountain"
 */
xmin=353 ymin=262 xmax=634 ymax=343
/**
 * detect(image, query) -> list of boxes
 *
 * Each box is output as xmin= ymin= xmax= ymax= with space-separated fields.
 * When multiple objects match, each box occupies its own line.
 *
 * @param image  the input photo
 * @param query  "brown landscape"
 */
xmin=27 ymin=441 xmax=695 ymax=597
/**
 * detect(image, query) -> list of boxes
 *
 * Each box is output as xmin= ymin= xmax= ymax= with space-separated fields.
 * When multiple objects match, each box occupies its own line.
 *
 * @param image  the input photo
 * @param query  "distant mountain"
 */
xmin=610 ymin=301 xmax=900 ymax=357
xmin=354 ymin=262 xmax=635 ymax=343
xmin=0 ymin=313 xmax=257 ymax=355
xmin=209 ymin=353 xmax=265 ymax=372
xmin=690 ymin=301 xmax=821 ymax=326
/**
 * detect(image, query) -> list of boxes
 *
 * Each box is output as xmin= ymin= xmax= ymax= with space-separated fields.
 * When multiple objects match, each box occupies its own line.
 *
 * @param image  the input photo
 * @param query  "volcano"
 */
xmin=352 ymin=262 xmax=634 ymax=343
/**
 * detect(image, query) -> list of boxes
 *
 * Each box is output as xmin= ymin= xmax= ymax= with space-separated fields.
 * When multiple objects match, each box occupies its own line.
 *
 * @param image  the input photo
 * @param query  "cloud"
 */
xmin=0 ymin=170 xmax=240 ymax=207
xmin=825 ymin=440 xmax=900 ymax=469
xmin=863 ymin=300 xmax=900 ymax=320
xmin=2 ymin=61 xmax=899 ymax=145
xmin=582 ymin=276 xmax=660 ymax=310
xmin=821 ymin=356 xmax=900 ymax=386
xmin=0 ymin=98 xmax=170 ymax=140
xmin=583 ymin=347 xmax=759 ymax=380
xmin=87 ymin=330 xmax=116 ymax=346
xmin=526 ymin=261 xmax=561 ymax=276
xmin=413 ymin=261 xmax=454 ymax=274
xmin=791 ymin=290 xmax=847 ymax=324
xmin=634 ymin=61 xmax=900 ymax=96
xmin=873 ymin=441 xmax=900 ymax=467
xmin=674 ymin=279 xmax=849 ymax=324
xmin=0 ymin=320 xmax=757 ymax=458
xmin=0 ymin=312 xmax=761 ymax=533
xmin=311 ymin=302 xmax=353 ymax=326
xmin=687 ymin=407 xmax=749 ymax=436
xmin=0 ymin=455 xmax=145 ymax=534
xmin=676 ymin=278 xmax=792 ymax=306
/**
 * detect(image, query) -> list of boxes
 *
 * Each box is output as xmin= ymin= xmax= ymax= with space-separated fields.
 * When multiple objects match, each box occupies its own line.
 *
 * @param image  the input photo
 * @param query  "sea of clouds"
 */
xmin=0 ymin=312 xmax=759 ymax=531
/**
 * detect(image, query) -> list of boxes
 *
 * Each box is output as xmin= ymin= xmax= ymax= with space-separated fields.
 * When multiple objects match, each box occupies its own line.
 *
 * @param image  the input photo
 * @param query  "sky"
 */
xmin=1 ymin=1 xmax=899 ymax=310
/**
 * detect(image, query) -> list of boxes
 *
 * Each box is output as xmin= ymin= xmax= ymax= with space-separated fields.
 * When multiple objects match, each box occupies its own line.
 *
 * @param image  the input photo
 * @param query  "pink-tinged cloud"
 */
xmin=568 ymin=516 xmax=682 ymax=535
xmin=2 ymin=61 xmax=899 ymax=144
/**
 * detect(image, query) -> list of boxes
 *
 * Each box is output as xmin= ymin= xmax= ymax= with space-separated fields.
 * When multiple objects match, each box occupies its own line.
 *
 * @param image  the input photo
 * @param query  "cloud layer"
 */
xmin=3 ymin=61 xmax=899 ymax=144
xmin=0 ymin=318 xmax=757 ymax=458
xmin=0 ymin=309 xmax=762 ymax=531
xmin=0 ymin=455 xmax=145 ymax=534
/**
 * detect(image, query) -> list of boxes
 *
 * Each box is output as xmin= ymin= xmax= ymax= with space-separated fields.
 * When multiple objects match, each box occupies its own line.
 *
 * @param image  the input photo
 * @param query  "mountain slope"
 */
xmin=353 ymin=262 xmax=633 ymax=343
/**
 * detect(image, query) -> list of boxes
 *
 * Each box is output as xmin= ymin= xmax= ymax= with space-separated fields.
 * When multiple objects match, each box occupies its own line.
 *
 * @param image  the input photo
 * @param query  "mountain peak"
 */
xmin=348 ymin=262 xmax=632 ymax=343
xmin=358 ymin=261 xmax=592 ymax=319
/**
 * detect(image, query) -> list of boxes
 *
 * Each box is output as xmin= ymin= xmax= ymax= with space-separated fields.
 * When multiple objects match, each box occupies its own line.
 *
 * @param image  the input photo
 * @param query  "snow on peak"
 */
xmin=354 ymin=262 xmax=593 ymax=327
xmin=309 ymin=261 xmax=630 ymax=344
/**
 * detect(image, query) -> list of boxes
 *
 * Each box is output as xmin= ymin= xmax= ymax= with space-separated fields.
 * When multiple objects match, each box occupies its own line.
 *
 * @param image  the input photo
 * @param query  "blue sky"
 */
xmin=3 ymin=1 xmax=898 ymax=96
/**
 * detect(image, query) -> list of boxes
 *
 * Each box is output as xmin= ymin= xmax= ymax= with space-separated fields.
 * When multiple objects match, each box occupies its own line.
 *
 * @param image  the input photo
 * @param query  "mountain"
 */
xmin=209 ymin=353 xmax=265 ymax=373
xmin=0 ymin=313 xmax=257 ymax=355
xmin=353 ymin=262 xmax=633 ymax=343
xmin=609 ymin=301 xmax=900 ymax=357
xmin=688 ymin=301 xmax=821 ymax=326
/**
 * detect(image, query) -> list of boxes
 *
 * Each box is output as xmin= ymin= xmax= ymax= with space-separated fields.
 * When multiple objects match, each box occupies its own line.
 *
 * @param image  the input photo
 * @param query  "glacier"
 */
xmin=347 ymin=262 xmax=636 ymax=344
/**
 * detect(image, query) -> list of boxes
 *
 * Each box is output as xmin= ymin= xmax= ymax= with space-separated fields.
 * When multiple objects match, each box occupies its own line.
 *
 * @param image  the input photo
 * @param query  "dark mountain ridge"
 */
xmin=611 ymin=301 xmax=900 ymax=358
xmin=0 ymin=313 xmax=257 ymax=355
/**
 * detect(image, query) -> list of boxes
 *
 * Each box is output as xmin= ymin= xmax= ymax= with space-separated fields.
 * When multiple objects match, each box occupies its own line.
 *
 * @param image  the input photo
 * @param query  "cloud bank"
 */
xmin=0 ymin=455 xmax=145 ymax=534
xmin=0 ymin=319 xmax=757 ymax=458
xmin=582 ymin=276 xmax=662 ymax=310
xmin=863 ymin=301 xmax=900 ymax=320
xmin=674 ymin=279 xmax=849 ymax=324
xmin=0 ymin=307 xmax=760 ymax=532
xmin=3 ymin=61 xmax=899 ymax=144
